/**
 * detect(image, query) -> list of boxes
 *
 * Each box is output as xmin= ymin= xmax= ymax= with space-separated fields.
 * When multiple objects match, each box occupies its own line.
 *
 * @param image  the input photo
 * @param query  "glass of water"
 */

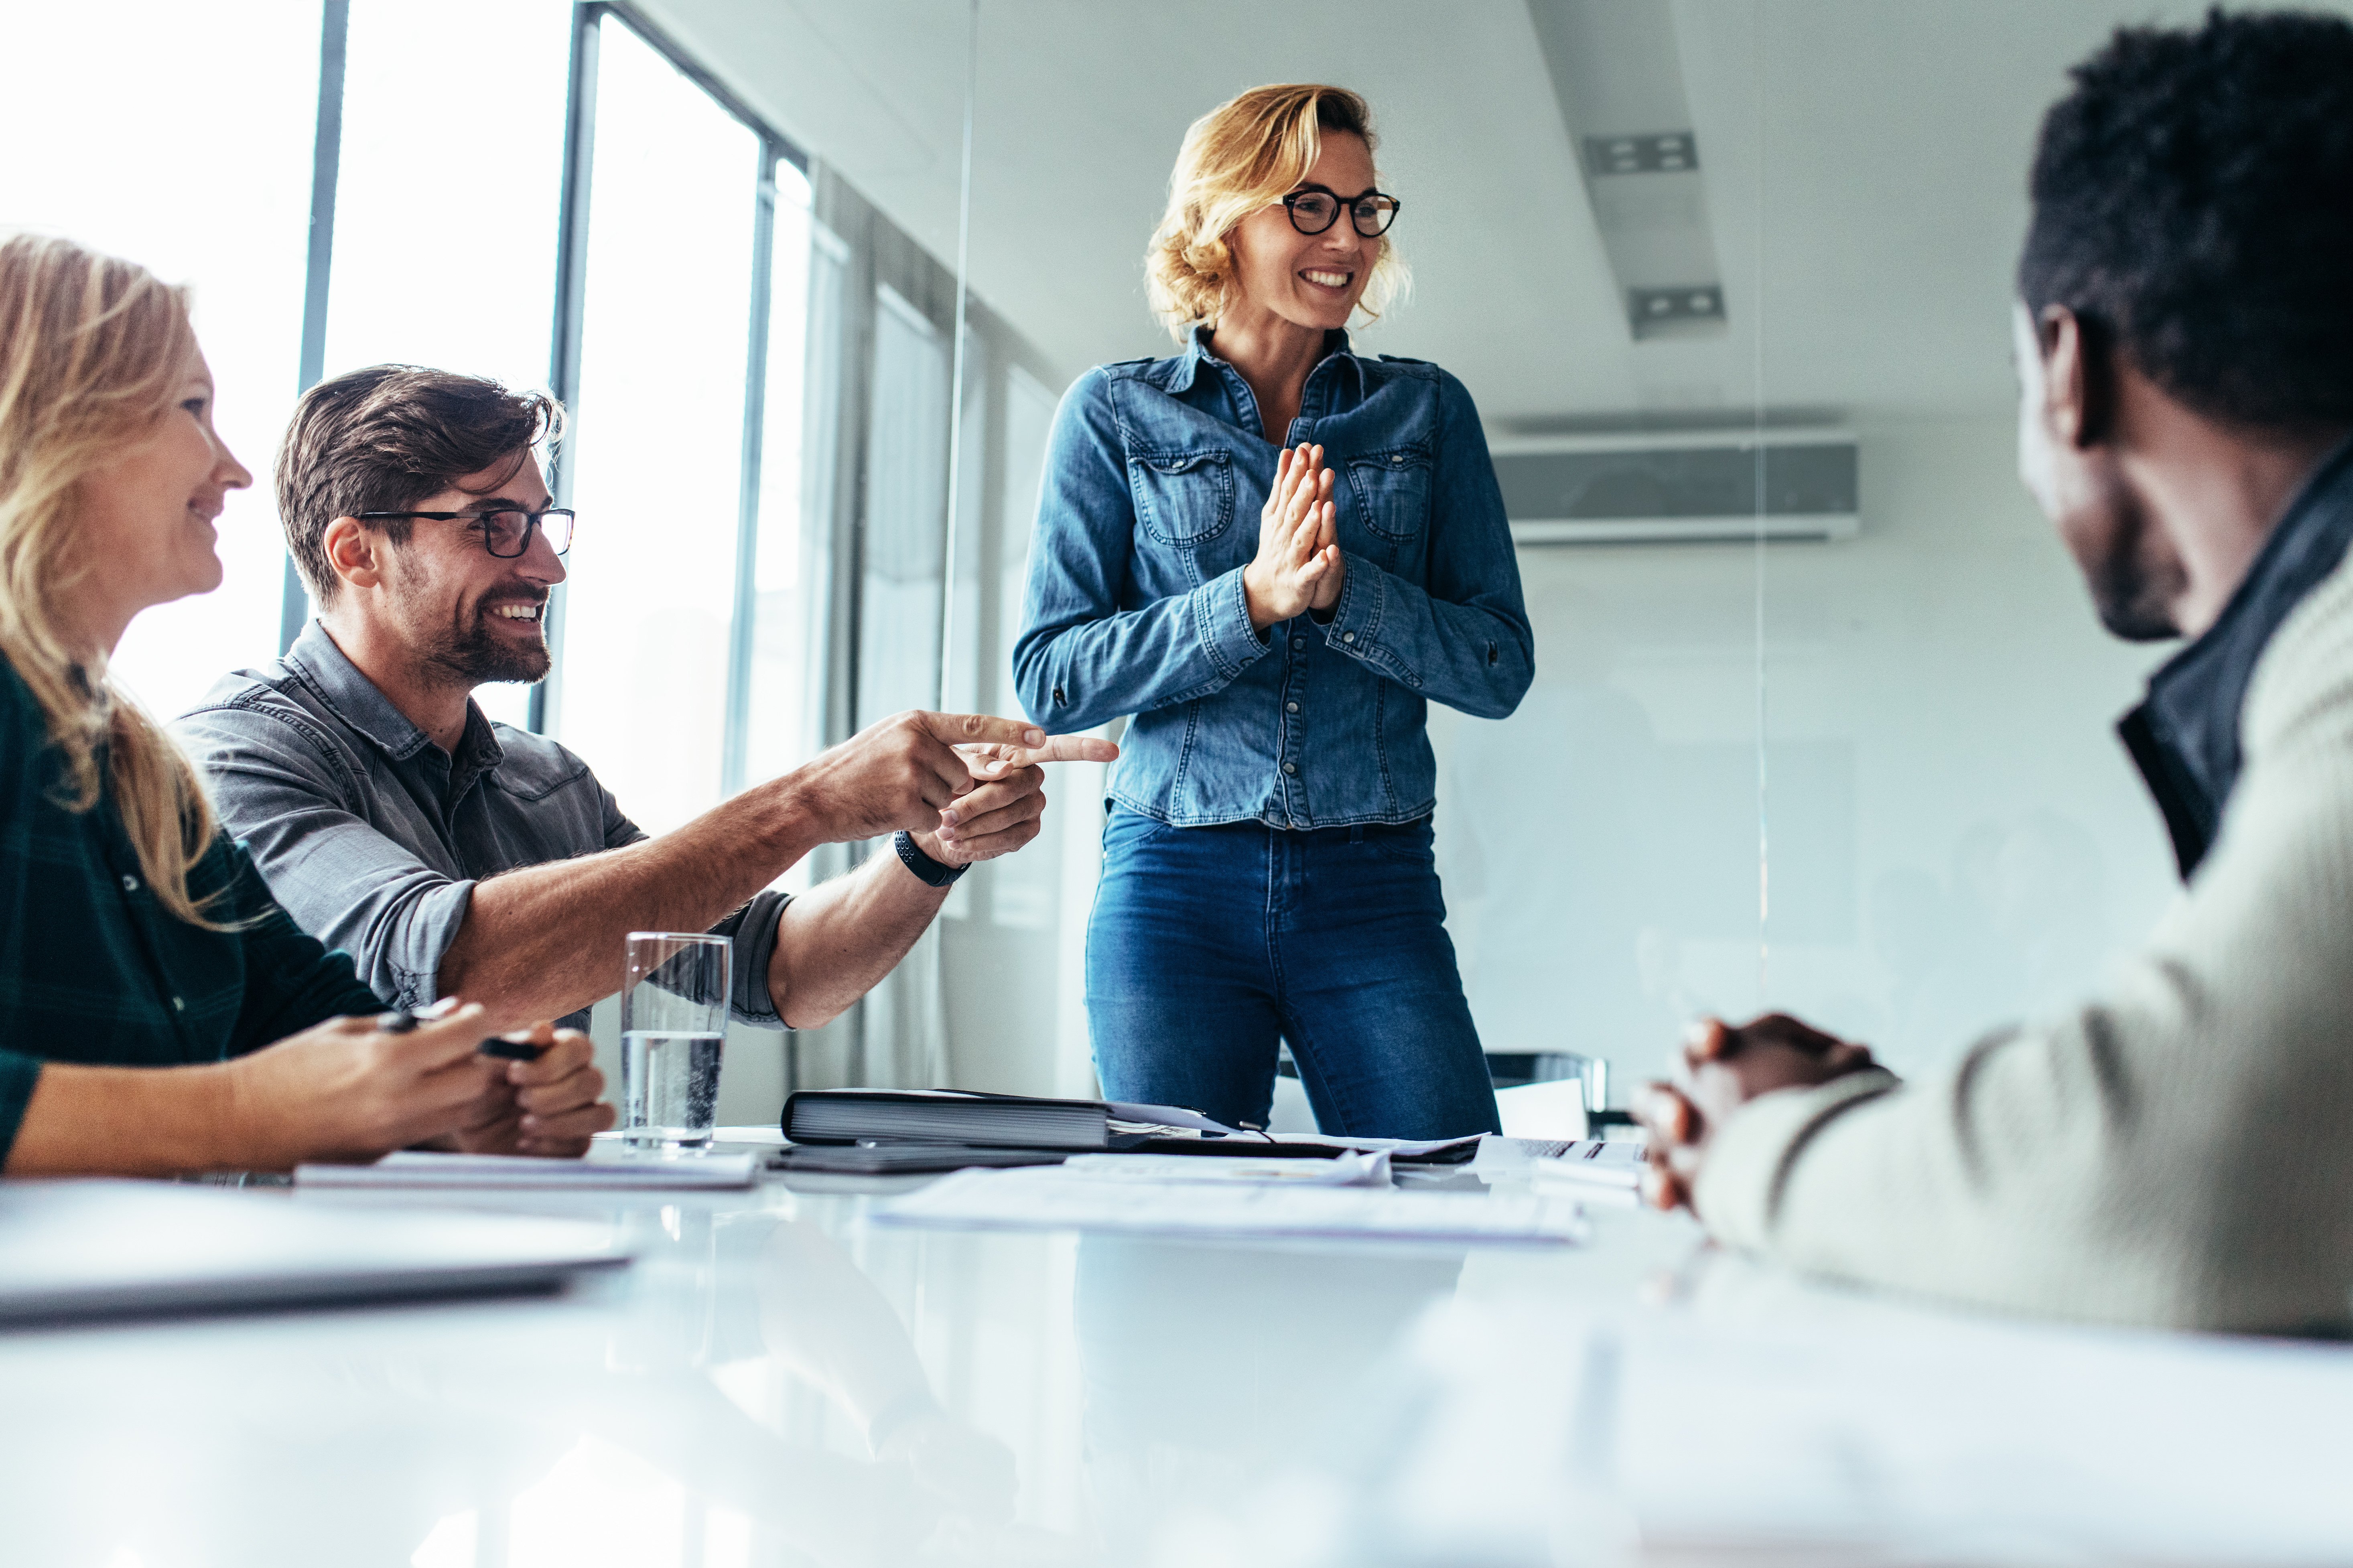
xmin=621 ymin=931 xmax=729 ymax=1150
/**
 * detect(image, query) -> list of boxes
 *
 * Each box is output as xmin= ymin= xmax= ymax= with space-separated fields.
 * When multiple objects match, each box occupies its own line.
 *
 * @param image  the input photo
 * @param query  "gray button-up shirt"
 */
xmin=173 ymin=621 xmax=786 ymax=1032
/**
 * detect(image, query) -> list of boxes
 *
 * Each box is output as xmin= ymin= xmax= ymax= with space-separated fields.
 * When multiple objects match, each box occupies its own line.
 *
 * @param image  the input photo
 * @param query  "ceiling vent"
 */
xmin=1493 ymin=430 xmax=1859 ymax=545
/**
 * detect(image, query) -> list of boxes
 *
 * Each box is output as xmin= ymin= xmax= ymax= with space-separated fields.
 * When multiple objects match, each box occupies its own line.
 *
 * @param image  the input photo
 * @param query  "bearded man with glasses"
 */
xmin=175 ymin=365 xmax=1112 ymax=1063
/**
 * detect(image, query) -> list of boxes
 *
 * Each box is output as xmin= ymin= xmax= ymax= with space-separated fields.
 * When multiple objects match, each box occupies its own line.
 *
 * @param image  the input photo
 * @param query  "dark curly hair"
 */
xmin=2017 ymin=8 xmax=2353 ymax=431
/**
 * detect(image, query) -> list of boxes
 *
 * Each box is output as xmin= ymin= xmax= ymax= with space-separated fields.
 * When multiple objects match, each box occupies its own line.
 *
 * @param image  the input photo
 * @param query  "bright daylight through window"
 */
xmin=0 ymin=1 xmax=321 ymax=721
xmin=556 ymin=13 xmax=783 ymax=836
xmin=323 ymin=0 xmax=573 ymax=729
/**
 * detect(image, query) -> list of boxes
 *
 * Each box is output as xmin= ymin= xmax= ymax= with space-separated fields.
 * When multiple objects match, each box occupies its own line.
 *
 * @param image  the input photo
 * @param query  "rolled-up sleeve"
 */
xmin=711 ymin=888 xmax=791 ymax=1030
xmin=177 ymin=705 xmax=471 ymax=1012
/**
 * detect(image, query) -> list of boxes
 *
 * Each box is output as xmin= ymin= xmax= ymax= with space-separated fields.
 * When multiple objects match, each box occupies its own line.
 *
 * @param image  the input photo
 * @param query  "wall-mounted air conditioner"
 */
xmin=1491 ymin=428 xmax=1858 ymax=545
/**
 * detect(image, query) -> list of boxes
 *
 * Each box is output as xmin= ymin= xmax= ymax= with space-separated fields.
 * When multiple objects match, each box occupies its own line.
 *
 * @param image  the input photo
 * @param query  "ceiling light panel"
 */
xmin=1529 ymin=0 xmax=1728 ymax=341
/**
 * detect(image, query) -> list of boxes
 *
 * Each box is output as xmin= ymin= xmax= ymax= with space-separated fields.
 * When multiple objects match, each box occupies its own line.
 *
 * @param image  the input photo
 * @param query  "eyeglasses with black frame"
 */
xmin=355 ymin=507 xmax=575 ymax=559
xmin=1280 ymin=185 xmax=1402 ymax=238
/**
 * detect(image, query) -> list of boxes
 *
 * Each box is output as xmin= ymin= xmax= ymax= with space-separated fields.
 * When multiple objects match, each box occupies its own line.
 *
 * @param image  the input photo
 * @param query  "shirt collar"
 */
xmin=284 ymin=619 xmax=504 ymax=774
xmin=1170 ymin=321 xmax=1360 ymax=398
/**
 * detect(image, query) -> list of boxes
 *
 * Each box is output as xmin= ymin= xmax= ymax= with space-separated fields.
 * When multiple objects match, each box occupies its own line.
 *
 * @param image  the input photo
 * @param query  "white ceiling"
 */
xmin=638 ymin=0 xmax=2341 ymax=426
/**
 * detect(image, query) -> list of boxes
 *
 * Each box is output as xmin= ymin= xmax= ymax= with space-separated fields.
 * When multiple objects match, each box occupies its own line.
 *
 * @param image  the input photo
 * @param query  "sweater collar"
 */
xmin=2119 ymin=434 xmax=2353 ymax=879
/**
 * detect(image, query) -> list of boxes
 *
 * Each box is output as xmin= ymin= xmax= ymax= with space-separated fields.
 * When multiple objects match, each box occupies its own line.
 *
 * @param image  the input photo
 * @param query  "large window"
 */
xmin=855 ymin=286 xmax=953 ymax=732
xmin=554 ymin=14 xmax=767 ymax=834
xmin=323 ymin=0 xmax=573 ymax=728
xmin=733 ymin=190 xmax=825 ymax=806
xmin=0 ymin=1 xmax=321 ymax=721
xmin=10 ymin=0 xmax=1062 ymax=1098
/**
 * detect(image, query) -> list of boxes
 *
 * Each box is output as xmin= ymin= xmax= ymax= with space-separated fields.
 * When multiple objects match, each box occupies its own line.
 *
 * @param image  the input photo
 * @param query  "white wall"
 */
xmin=686 ymin=415 xmax=2185 ymax=1120
xmin=1432 ymin=416 xmax=2180 ymax=1090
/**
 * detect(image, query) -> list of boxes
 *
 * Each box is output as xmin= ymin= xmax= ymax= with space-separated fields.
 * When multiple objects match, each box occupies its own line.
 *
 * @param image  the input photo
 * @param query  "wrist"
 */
xmin=893 ymin=828 xmax=967 ymax=888
xmin=195 ymin=1058 xmax=272 ymax=1172
xmin=1241 ymin=564 xmax=1277 ymax=632
xmin=760 ymin=770 xmax=837 ymax=862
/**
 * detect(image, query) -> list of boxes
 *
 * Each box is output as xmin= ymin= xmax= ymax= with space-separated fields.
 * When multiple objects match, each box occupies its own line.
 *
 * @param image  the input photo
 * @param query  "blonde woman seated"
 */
xmin=0 ymin=234 xmax=611 ymax=1175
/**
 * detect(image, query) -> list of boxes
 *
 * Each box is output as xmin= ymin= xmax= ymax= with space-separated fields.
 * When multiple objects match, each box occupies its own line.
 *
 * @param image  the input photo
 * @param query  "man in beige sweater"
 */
xmin=1636 ymin=10 xmax=2353 ymax=1333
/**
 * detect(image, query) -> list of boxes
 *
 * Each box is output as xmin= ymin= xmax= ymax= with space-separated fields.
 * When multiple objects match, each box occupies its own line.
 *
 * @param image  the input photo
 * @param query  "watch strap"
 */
xmin=893 ymin=829 xmax=968 ymax=887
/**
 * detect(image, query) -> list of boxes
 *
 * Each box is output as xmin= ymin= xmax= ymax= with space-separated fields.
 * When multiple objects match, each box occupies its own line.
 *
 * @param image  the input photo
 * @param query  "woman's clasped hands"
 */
xmin=1242 ymin=443 xmax=1348 ymax=631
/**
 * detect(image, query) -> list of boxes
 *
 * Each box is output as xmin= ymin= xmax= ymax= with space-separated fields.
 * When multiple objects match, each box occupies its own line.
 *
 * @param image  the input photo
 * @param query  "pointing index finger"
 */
xmin=924 ymin=712 xmax=1046 ymax=751
xmin=993 ymin=733 xmax=1121 ymax=767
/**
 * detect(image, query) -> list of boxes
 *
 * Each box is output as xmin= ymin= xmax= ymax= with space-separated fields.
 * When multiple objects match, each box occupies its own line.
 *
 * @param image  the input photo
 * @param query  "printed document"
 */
xmin=873 ymin=1166 xmax=1587 ymax=1244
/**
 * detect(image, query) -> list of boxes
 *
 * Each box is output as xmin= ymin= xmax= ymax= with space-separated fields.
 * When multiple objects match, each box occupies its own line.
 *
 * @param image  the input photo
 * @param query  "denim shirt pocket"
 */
xmin=1130 ymin=448 xmax=1236 ymax=548
xmin=1345 ymin=444 xmax=1434 ymax=540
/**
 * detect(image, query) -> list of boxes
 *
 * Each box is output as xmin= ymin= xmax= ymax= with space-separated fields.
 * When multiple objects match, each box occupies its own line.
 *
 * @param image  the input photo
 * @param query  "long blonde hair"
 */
xmin=1145 ymin=83 xmax=1409 ymax=341
xmin=0 ymin=233 xmax=228 ymax=927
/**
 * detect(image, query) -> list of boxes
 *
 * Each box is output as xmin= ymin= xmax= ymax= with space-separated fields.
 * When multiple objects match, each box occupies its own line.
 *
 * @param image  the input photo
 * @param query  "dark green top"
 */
xmin=0 ymin=655 xmax=384 ymax=1166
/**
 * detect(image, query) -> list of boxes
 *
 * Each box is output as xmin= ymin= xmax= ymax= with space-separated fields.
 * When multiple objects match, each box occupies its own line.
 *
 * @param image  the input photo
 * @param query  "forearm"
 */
xmin=1323 ymin=552 xmax=1534 ymax=718
xmin=1015 ymin=570 xmax=1267 ymax=729
xmin=440 ymin=777 xmax=826 ymax=1027
xmin=6 ymin=1061 xmax=239 ymax=1176
xmin=767 ymin=848 xmax=948 ymax=1030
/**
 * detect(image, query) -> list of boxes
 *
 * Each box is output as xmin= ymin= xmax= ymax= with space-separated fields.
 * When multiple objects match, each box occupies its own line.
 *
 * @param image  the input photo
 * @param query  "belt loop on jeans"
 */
xmin=1349 ymin=824 xmax=1365 ymax=845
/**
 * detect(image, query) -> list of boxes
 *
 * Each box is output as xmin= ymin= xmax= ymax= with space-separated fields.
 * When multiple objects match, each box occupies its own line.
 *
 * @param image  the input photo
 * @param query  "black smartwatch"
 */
xmin=893 ymin=829 xmax=968 ymax=887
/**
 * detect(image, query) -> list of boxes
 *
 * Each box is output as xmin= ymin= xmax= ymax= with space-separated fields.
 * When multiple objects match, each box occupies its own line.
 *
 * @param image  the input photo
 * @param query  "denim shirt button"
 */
xmin=1281 ymin=761 xmax=1297 ymax=776
xmin=1286 ymin=701 xmax=1300 ymax=714
xmin=121 ymin=874 xmax=138 ymax=893
xmin=1342 ymin=631 xmax=1357 ymax=644
xmin=1290 ymin=636 xmax=1306 ymax=651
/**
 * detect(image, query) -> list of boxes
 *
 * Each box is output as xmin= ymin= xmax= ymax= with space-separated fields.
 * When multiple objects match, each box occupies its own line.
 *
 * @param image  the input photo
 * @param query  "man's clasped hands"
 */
xmin=1633 ymin=1013 xmax=1885 ymax=1214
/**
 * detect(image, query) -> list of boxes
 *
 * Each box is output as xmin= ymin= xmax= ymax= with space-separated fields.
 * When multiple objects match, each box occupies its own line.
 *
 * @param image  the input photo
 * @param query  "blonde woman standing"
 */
xmin=1014 ymin=86 xmax=1532 ymax=1138
xmin=0 ymin=233 xmax=609 ymax=1174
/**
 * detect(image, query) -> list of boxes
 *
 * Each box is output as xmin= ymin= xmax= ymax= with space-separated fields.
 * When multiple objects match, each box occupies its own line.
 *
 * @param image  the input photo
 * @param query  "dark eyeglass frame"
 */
xmin=1280 ymin=184 xmax=1402 ymax=238
xmin=354 ymin=507 xmax=575 ymax=559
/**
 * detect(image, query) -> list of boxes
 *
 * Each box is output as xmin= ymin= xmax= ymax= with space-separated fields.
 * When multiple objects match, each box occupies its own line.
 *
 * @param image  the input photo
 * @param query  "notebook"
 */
xmin=0 ymin=1179 xmax=626 ymax=1325
xmin=768 ymin=1144 xmax=1069 ymax=1176
xmin=780 ymin=1089 xmax=1484 ymax=1165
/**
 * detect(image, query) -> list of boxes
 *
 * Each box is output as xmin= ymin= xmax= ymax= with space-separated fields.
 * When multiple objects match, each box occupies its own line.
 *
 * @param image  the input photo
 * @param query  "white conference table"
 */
xmin=5 ymin=1138 xmax=2352 ymax=1568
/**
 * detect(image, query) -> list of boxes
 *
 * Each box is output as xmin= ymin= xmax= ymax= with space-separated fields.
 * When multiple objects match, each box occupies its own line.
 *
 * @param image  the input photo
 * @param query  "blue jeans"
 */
xmin=1085 ymin=810 xmax=1501 ymax=1139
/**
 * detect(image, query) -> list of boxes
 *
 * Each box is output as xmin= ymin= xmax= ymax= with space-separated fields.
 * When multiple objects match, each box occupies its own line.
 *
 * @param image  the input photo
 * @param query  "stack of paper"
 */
xmin=873 ymin=1165 xmax=1586 ymax=1244
xmin=296 ymin=1150 xmax=761 ymax=1190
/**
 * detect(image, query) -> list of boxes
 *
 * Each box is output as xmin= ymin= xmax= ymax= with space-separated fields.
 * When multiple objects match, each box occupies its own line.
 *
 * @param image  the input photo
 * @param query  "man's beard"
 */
xmin=2083 ymin=509 xmax=2186 ymax=643
xmin=422 ymin=601 xmax=552 ymax=687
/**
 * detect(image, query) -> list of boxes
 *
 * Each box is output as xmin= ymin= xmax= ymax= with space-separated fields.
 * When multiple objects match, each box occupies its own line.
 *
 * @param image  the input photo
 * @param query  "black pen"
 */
xmin=373 ymin=1004 xmax=545 ymax=1060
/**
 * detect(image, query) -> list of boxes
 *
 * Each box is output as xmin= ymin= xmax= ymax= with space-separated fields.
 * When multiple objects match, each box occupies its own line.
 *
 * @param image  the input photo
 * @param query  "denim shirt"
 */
xmin=1012 ymin=326 xmax=1533 ymax=828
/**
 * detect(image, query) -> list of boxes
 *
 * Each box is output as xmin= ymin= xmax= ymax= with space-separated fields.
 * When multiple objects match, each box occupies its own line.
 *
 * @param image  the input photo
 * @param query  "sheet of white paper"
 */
xmin=1527 ymin=1140 xmax=1644 ymax=1189
xmin=1104 ymin=1101 xmax=1240 ymax=1134
xmin=297 ymin=1150 xmax=761 ymax=1190
xmin=872 ymin=1166 xmax=1585 ymax=1244
xmin=1060 ymin=1151 xmax=1393 ymax=1187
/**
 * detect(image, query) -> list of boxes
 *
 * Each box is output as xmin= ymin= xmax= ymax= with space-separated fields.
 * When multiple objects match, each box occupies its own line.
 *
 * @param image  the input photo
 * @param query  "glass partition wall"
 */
xmin=2 ymin=0 xmax=2229 ymax=1116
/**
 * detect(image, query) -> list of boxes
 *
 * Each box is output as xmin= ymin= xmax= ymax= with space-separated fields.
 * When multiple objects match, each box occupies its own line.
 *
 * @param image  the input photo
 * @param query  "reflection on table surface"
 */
xmin=4 ymin=1160 xmax=2349 ymax=1568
